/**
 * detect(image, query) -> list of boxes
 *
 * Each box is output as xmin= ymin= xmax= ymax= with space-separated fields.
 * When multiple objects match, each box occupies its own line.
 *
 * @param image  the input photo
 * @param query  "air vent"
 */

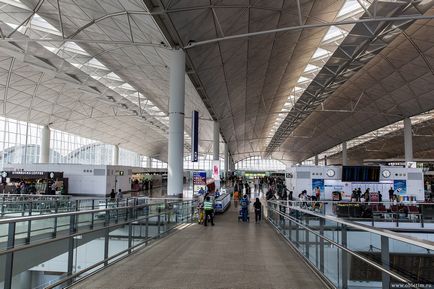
xmin=89 ymin=86 xmax=101 ymax=93
xmin=65 ymin=73 xmax=81 ymax=83
xmin=34 ymin=56 xmax=56 ymax=68
xmin=106 ymin=95 xmax=115 ymax=102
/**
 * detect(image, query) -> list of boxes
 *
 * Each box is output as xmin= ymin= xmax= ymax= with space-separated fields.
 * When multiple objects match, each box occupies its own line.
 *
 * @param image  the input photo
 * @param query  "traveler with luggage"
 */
xmin=240 ymin=195 xmax=249 ymax=222
xmin=203 ymin=196 xmax=214 ymax=226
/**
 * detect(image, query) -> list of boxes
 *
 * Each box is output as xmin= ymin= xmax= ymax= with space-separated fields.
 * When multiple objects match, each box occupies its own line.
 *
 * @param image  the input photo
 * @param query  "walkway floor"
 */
xmin=72 ymin=203 xmax=325 ymax=289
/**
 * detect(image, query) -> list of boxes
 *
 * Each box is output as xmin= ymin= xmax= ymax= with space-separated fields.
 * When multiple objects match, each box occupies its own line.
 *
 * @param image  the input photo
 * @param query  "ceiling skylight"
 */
xmin=266 ymin=0 xmax=371 ymax=148
xmin=315 ymin=110 xmax=434 ymax=161
xmin=1 ymin=2 xmax=175 ymax=137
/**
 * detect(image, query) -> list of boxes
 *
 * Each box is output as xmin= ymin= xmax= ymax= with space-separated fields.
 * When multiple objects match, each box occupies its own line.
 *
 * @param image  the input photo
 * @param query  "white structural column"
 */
xmin=167 ymin=49 xmax=185 ymax=196
xmin=213 ymin=121 xmax=220 ymax=161
xmin=404 ymin=118 xmax=413 ymax=163
xmin=224 ymin=143 xmax=229 ymax=175
xmin=39 ymin=125 xmax=50 ymax=163
xmin=314 ymin=155 xmax=319 ymax=166
xmin=113 ymin=145 xmax=119 ymax=165
xmin=147 ymin=156 xmax=152 ymax=168
xmin=342 ymin=142 xmax=348 ymax=166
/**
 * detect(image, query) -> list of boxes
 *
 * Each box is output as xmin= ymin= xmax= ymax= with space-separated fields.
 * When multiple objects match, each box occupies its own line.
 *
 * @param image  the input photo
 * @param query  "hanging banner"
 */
xmin=212 ymin=160 xmax=220 ymax=180
xmin=193 ymin=171 xmax=206 ymax=195
xmin=191 ymin=110 xmax=199 ymax=162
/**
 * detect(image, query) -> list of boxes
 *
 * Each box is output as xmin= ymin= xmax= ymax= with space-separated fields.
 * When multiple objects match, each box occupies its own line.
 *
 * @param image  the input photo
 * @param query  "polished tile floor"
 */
xmin=72 ymin=204 xmax=325 ymax=289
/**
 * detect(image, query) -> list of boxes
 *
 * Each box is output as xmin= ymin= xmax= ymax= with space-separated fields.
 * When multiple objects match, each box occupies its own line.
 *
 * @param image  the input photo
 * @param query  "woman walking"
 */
xmin=253 ymin=198 xmax=262 ymax=223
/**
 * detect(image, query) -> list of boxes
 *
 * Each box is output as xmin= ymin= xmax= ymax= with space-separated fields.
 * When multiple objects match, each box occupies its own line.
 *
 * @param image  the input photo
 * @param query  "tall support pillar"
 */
xmin=404 ymin=118 xmax=413 ymax=164
xmin=39 ymin=125 xmax=50 ymax=163
xmin=147 ymin=156 xmax=152 ymax=168
xmin=113 ymin=145 xmax=119 ymax=165
xmin=167 ymin=49 xmax=185 ymax=197
xmin=342 ymin=142 xmax=348 ymax=166
xmin=224 ymin=143 xmax=229 ymax=176
xmin=213 ymin=122 xmax=220 ymax=161
xmin=314 ymin=155 xmax=319 ymax=166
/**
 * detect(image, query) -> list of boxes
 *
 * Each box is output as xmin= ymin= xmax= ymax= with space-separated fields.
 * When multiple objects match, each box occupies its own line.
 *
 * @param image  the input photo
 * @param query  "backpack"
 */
xmin=241 ymin=199 xmax=247 ymax=208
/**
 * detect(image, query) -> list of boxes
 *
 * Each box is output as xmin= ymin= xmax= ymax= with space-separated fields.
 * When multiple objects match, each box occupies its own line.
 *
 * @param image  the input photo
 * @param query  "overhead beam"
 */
xmin=185 ymin=14 xmax=434 ymax=49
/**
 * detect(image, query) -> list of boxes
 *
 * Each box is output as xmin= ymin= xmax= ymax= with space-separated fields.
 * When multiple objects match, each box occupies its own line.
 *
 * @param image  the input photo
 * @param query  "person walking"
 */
xmin=253 ymin=198 xmax=262 ymax=223
xmin=116 ymin=189 xmax=123 ymax=200
xmin=233 ymin=190 xmax=239 ymax=208
xmin=240 ymin=194 xmax=249 ymax=222
xmin=203 ymin=196 xmax=214 ymax=226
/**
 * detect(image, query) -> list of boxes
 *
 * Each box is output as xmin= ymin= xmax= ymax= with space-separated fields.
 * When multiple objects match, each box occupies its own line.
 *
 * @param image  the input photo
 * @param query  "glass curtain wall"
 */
xmin=0 ymin=116 xmax=230 ymax=172
xmin=184 ymin=154 xmax=225 ymax=172
xmin=0 ymin=117 xmax=41 ymax=167
xmin=235 ymin=156 xmax=286 ymax=171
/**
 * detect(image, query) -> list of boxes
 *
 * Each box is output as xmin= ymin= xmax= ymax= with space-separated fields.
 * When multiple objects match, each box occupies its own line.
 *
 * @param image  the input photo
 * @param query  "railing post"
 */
xmin=145 ymin=205 xmax=149 ymax=246
xmin=421 ymin=204 xmax=424 ymax=228
xmin=190 ymin=203 xmax=195 ymax=222
xmin=157 ymin=207 xmax=161 ymax=238
xmin=305 ymin=218 xmax=309 ymax=258
xmin=295 ymin=221 xmax=299 ymax=248
xmin=67 ymin=215 xmax=75 ymax=285
xmin=315 ymin=234 xmax=319 ymax=268
xmin=4 ymin=222 xmax=16 ymax=289
xmin=288 ymin=219 xmax=292 ymax=241
xmin=381 ymin=235 xmax=390 ymax=289
xmin=91 ymin=199 xmax=95 ymax=229
xmin=319 ymin=218 xmax=325 ymax=273
xmin=26 ymin=201 xmax=33 ymax=244
xmin=1 ymin=195 xmax=5 ymax=216
xmin=104 ymin=209 xmax=110 ymax=266
xmin=125 ymin=200 xmax=129 ymax=222
xmin=341 ymin=224 xmax=348 ymax=289
xmin=53 ymin=200 xmax=58 ymax=238
xmin=395 ymin=210 xmax=399 ymax=227
xmin=164 ymin=199 xmax=168 ymax=225
xmin=116 ymin=199 xmax=119 ymax=223
xmin=128 ymin=222 xmax=133 ymax=254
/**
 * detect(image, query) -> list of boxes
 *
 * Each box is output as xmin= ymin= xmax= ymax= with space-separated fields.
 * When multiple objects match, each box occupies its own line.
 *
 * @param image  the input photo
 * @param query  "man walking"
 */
xmin=203 ymin=196 xmax=215 ymax=226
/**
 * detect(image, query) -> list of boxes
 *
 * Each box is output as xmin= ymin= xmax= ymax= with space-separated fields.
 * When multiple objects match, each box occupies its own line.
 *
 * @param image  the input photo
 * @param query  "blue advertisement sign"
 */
xmin=193 ymin=171 xmax=206 ymax=195
xmin=191 ymin=110 xmax=199 ymax=162
xmin=312 ymin=179 xmax=324 ymax=196
xmin=393 ymin=180 xmax=407 ymax=195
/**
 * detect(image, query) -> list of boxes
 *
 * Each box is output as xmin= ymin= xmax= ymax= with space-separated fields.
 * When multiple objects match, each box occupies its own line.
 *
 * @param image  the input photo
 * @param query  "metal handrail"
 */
xmin=0 ymin=197 xmax=189 ymax=224
xmin=268 ymin=200 xmax=434 ymax=251
xmin=0 ymin=212 xmax=165 ymax=255
xmin=45 ymin=223 xmax=193 ymax=289
xmin=0 ymin=197 xmax=196 ymax=289
xmin=268 ymin=205 xmax=414 ymax=287
xmin=280 ymin=199 xmax=434 ymax=205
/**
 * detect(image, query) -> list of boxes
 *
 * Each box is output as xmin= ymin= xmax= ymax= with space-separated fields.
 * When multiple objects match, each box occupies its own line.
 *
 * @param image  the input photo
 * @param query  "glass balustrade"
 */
xmin=0 ymin=197 xmax=197 ymax=289
xmin=267 ymin=200 xmax=434 ymax=289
